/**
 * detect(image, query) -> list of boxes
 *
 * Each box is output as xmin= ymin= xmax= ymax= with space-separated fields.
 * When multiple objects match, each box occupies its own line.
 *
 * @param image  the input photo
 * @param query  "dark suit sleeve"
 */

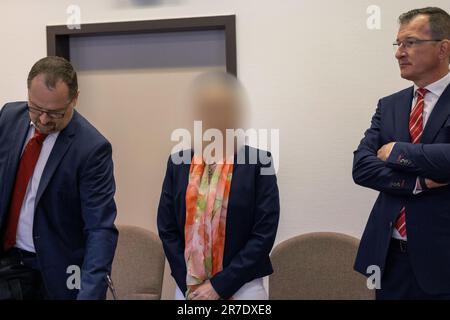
xmin=157 ymin=156 xmax=187 ymax=295
xmin=386 ymin=142 xmax=450 ymax=182
xmin=0 ymin=104 xmax=5 ymax=124
xmin=210 ymin=153 xmax=280 ymax=299
xmin=352 ymin=101 xmax=417 ymax=195
xmin=0 ymin=105 xmax=3 ymax=190
xmin=77 ymin=141 xmax=118 ymax=300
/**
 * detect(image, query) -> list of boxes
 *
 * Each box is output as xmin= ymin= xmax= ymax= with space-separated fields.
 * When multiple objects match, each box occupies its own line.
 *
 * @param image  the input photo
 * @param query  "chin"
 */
xmin=37 ymin=125 xmax=56 ymax=134
xmin=400 ymin=70 xmax=414 ymax=81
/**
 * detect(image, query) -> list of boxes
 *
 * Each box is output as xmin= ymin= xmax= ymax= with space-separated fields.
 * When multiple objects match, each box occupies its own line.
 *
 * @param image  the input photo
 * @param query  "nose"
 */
xmin=39 ymin=112 xmax=51 ymax=125
xmin=395 ymin=46 xmax=406 ymax=60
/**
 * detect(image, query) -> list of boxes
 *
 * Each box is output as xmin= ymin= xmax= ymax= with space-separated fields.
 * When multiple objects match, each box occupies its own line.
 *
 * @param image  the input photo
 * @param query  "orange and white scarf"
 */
xmin=184 ymin=154 xmax=233 ymax=297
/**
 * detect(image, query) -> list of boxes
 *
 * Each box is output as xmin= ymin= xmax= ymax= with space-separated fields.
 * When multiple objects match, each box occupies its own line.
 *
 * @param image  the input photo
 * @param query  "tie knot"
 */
xmin=417 ymin=88 xmax=428 ymax=98
xmin=33 ymin=130 xmax=48 ymax=144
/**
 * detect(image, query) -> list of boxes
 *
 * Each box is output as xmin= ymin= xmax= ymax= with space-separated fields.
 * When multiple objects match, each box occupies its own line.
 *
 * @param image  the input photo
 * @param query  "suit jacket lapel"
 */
xmin=7 ymin=111 xmax=30 ymax=169
xmin=35 ymin=112 xmax=77 ymax=207
xmin=421 ymin=84 xmax=450 ymax=143
xmin=1 ymin=111 xmax=30 ymax=222
xmin=394 ymin=87 xmax=414 ymax=143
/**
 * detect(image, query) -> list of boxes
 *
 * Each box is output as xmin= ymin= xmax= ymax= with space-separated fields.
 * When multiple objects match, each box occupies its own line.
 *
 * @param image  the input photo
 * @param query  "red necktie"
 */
xmin=3 ymin=129 xmax=47 ymax=251
xmin=395 ymin=88 xmax=428 ymax=237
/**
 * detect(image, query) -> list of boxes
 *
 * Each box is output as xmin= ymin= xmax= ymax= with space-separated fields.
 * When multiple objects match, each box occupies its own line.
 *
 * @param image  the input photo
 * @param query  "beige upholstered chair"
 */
xmin=269 ymin=232 xmax=374 ymax=300
xmin=106 ymin=225 xmax=165 ymax=300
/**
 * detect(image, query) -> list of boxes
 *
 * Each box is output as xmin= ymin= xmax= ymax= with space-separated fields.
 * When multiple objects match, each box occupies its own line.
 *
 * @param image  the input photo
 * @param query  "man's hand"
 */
xmin=188 ymin=280 xmax=220 ymax=300
xmin=377 ymin=142 xmax=396 ymax=161
xmin=425 ymin=178 xmax=448 ymax=189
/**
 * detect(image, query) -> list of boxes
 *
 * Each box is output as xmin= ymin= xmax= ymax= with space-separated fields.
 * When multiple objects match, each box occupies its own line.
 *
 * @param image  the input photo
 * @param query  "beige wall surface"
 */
xmin=1 ymin=0 xmax=449 ymax=299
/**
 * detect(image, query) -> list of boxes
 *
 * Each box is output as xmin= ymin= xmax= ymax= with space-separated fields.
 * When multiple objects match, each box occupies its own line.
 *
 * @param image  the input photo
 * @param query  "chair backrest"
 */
xmin=107 ymin=225 xmax=165 ymax=300
xmin=269 ymin=232 xmax=374 ymax=300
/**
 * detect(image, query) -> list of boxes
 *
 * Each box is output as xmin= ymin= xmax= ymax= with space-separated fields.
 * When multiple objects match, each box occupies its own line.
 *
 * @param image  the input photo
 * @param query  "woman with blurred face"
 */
xmin=157 ymin=72 xmax=280 ymax=300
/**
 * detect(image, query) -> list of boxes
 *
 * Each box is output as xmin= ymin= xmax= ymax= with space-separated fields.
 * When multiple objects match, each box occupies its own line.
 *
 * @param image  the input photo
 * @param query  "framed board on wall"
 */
xmin=46 ymin=15 xmax=237 ymax=76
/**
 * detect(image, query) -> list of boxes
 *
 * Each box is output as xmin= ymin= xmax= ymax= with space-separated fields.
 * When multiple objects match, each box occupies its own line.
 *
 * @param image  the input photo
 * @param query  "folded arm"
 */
xmin=386 ymin=142 xmax=450 ymax=183
xmin=352 ymin=101 xmax=417 ymax=195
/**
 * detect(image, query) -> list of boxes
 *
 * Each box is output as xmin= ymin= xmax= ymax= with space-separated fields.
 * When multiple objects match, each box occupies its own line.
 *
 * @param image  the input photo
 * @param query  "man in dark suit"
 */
xmin=353 ymin=7 xmax=450 ymax=299
xmin=0 ymin=56 xmax=118 ymax=299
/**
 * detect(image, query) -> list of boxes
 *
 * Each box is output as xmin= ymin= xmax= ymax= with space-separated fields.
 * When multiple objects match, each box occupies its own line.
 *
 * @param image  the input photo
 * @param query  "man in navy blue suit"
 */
xmin=0 ymin=56 xmax=118 ymax=299
xmin=353 ymin=7 xmax=450 ymax=299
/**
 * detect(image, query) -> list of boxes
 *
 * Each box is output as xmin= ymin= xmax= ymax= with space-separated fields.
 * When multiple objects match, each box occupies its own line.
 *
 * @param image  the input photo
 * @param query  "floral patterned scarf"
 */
xmin=184 ymin=154 xmax=233 ymax=297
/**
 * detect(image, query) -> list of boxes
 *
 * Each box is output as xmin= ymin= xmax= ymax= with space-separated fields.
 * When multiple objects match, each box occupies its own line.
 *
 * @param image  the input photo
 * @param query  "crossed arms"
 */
xmin=352 ymin=101 xmax=449 ymax=195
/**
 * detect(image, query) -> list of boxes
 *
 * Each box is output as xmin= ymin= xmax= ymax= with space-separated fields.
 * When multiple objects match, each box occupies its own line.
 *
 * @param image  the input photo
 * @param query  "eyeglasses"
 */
xmin=393 ymin=37 xmax=443 ymax=49
xmin=27 ymin=104 xmax=69 ymax=119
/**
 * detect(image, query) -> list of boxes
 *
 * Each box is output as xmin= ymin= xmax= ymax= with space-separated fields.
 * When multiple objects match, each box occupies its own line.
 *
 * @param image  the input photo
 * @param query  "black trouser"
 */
xmin=0 ymin=247 xmax=46 ymax=300
xmin=376 ymin=239 xmax=450 ymax=300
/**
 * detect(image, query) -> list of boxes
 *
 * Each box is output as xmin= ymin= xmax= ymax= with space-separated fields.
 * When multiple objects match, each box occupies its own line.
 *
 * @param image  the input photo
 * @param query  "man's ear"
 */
xmin=439 ymin=40 xmax=450 ymax=63
xmin=72 ymin=90 xmax=80 ymax=107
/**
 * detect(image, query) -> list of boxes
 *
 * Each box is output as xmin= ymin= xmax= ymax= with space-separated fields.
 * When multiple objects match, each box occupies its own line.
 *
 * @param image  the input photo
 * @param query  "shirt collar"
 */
xmin=414 ymin=71 xmax=450 ymax=98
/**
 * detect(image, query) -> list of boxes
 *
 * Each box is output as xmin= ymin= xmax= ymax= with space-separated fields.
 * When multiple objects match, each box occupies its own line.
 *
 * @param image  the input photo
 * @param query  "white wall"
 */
xmin=1 ymin=0 xmax=449 ymax=297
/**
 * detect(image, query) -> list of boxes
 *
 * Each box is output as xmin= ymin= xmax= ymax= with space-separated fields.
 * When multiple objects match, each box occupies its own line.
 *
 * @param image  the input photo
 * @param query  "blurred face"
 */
xmin=192 ymin=84 xmax=243 ymax=134
xmin=395 ymin=15 xmax=447 ymax=86
xmin=28 ymin=74 xmax=78 ymax=135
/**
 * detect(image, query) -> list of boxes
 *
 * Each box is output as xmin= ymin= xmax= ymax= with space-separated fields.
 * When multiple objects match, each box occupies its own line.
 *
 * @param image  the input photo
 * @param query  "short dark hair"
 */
xmin=27 ymin=56 xmax=78 ymax=101
xmin=399 ymin=7 xmax=450 ymax=40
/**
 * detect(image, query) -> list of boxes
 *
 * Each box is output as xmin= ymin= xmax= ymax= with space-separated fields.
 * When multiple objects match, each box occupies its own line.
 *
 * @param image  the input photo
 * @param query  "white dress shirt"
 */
xmin=14 ymin=122 xmax=59 ymax=252
xmin=392 ymin=71 xmax=450 ymax=241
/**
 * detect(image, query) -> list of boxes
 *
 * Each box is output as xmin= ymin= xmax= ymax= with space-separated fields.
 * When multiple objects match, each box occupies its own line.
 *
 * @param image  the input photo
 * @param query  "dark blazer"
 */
xmin=0 ymin=102 xmax=118 ymax=299
xmin=157 ymin=146 xmax=280 ymax=299
xmin=353 ymin=83 xmax=450 ymax=295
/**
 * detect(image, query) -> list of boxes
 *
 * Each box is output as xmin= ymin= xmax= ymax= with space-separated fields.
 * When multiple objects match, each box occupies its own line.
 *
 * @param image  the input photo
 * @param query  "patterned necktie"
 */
xmin=3 ymin=129 xmax=47 ymax=251
xmin=395 ymin=88 xmax=428 ymax=237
